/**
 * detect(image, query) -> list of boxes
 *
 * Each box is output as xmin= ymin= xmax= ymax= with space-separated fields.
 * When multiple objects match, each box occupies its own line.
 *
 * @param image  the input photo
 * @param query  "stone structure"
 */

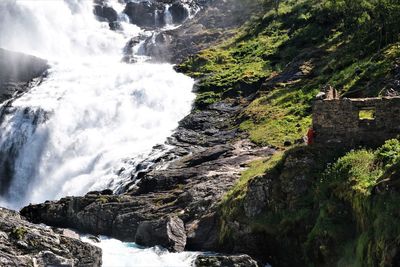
xmin=313 ymin=97 xmax=400 ymax=146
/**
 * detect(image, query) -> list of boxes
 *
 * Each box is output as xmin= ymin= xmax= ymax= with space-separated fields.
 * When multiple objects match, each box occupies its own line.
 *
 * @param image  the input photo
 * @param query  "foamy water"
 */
xmin=83 ymin=237 xmax=200 ymax=267
xmin=0 ymin=0 xmax=195 ymax=208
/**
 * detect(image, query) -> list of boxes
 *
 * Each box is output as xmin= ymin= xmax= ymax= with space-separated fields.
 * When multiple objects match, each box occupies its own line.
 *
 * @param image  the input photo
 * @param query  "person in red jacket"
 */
xmin=307 ymin=128 xmax=315 ymax=145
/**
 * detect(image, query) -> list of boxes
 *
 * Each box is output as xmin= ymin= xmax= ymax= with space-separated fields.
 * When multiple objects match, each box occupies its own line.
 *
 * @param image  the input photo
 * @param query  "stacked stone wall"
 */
xmin=312 ymin=97 xmax=400 ymax=146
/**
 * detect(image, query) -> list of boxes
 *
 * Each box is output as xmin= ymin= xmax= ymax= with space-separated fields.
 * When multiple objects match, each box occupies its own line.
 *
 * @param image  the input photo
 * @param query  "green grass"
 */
xmin=179 ymin=0 xmax=400 ymax=148
xmin=177 ymin=0 xmax=400 ymax=265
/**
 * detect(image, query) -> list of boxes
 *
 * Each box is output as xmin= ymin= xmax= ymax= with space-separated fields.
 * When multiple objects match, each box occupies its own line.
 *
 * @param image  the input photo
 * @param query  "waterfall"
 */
xmin=0 ymin=0 xmax=195 ymax=209
xmin=164 ymin=5 xmax=174 ymax=27
xmin=0 ymin=0 xmax=200 ymax=265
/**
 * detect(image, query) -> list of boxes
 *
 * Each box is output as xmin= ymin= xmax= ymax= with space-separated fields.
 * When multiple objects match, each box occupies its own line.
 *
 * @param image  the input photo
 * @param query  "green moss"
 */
xmin=11 ymin=227 xmax=27 ymax=240
xmin=179 ymin=0 xmax=400 ymax=148
xmin=97 ymin=196 xmax=109 ymax=204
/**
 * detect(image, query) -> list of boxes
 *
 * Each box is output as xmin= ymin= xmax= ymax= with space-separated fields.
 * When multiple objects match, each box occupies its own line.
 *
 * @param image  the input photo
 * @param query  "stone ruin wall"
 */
xmin=312 ymin=97 xmax=400 ymax=146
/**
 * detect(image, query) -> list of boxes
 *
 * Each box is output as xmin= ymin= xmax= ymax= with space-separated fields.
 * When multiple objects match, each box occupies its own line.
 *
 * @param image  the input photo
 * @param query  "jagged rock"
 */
xmin=20 ymin=98 xmax=274 ymax=254
xmin=195 ymin=254 xmax=259 ymax=267
xmin=0 ymin=207 xmax=101 ymax=267
xmin=135 ymin=216 xmax=187 ymax=252
xmin=243 ymin=175 xmax=273 ymax=218
xmin=93 ymin=5 xmax=118 ymax=23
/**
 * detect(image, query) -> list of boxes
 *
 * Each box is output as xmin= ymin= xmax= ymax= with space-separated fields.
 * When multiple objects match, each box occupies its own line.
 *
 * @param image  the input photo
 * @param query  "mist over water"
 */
xmin=0 ymin=0 xmax=195 ymax=209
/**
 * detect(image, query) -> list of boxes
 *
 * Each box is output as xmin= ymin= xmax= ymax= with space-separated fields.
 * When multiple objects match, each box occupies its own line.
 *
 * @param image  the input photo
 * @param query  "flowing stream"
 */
xmin=0 ymin=0 xmax=197 ymax=265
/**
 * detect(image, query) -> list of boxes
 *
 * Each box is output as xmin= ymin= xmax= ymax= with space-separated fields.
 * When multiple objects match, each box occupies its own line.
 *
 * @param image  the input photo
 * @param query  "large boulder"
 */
xmin=135 ymin=216 xmax=187 ymax=252
xmin=0 ymin=207 xmax=102 ymax=267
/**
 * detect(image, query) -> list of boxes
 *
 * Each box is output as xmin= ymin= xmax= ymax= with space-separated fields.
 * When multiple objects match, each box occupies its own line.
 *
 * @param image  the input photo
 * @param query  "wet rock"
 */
xmin=144 ymin=0 xmax=260 ymax=63
xmin=169 ymin=3 xmax=189 ymax=24
xmin=123 ymin=2 xmax=165 ymax=29
xmin=0 ymin=207 xmax=101 ymax=267
xmin=195 ymin=254 xmax=259 ymax=267
xmin=93 ymin=5 xmax=118 ymax=23
xmin=20 ymin=98 xmax=274 ymax=254
xmin=135 ymin=216 xmax=186 ymax=252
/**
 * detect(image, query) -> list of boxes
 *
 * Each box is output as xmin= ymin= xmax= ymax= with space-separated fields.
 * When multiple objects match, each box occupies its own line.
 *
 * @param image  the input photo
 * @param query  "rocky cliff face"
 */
xmin=0 ymin=48 xmax=48 ymax=104
xmin=0 ymin=207 xmax=101 ymax=267
xmin=143 ymin=0 xmax=261 ymax=63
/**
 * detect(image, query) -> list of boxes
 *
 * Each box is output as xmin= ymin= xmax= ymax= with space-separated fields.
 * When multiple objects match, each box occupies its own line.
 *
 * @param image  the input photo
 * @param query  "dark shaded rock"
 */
xmin=144 ymin=0 xmax=261 ymax=63
xmin=195 ymin=254 xmax=259 ymax=267
xmin=186 ymin=212 xmax=219 ymax=250
xmin=124 ymin=2 xmax=165 ymax=29
xmin=284 ymin=140 xmax=292 ymax=146
xmin=0 ymin=48 xmax=48 ymax=103
xmin=0 ymin=207 xmax=101 ymax=267
xmin=93 ymin=5 xmax=118 ymax=22
xmin=243 ymin=175 xmax=273 ymax=218
xmin=109 ymin=21 xmax=122 ymax=31
xmin=169 ymin=3 xmax=189 ymax=24
xmin=135 ymin=216 xmax=186 ymax=252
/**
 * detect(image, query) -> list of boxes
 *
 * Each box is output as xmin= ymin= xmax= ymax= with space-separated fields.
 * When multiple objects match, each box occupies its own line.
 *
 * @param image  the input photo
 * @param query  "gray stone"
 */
xmin=135 ymin=216 xmax=187 ymax=252
xmin=0 ymin=207 xmax=101 ymax=267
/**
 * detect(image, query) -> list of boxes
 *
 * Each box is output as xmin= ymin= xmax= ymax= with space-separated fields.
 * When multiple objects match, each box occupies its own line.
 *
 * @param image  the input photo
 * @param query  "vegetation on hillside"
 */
xmin=219 ymin=139 xmax=400 ymax=266
xmin=179 ymin=0 xmax=400 ymax=266
xmin=179 ymin=0 xmax=400 ymax=147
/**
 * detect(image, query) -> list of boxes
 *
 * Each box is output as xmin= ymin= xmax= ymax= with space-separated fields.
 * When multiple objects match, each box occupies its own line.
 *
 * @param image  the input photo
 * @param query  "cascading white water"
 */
xmin=0 ymin=0 xmax=195 ymax=208
xmin=0 ymin=0 xmax=198 ymax=265
xmin=83 ymin=237 xmax=200 ymax=267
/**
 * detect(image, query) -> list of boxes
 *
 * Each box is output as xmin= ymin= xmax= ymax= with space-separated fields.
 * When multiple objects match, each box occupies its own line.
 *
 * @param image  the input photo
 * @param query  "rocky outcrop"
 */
xmin=0 ymin=48 xmax=48 ymax=104
xmin=0 ymin=207 xmax=101 ymax=267
xmin=135 ymin=216 xmax=186 ymax=252
xmin=21 ymin=100 xmax=274 ymax=253
xmin=123 ymin=0 xmax=195 ymax=30
xmin=195 ymin=254 xmax=259 ymax=267
xmin=143 ymin=0 xmax=261 ymax=63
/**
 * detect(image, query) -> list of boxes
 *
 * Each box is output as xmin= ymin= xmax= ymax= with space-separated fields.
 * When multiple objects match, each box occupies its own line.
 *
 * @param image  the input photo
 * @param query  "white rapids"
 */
xmin=83 ymin=237 xmax=201 ymax=267
xmin=0 ymin=0 xmax=197 ymax=266
xmin=0 ymin=0 xmax=195 ymax=208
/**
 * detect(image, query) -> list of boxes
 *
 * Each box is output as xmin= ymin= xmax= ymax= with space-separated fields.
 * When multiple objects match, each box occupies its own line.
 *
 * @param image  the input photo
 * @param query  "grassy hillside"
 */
xmin=179 ymin=0 xmax=400 ymax=147
xmin=179 ymin=0 xmax=400 ymax=266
